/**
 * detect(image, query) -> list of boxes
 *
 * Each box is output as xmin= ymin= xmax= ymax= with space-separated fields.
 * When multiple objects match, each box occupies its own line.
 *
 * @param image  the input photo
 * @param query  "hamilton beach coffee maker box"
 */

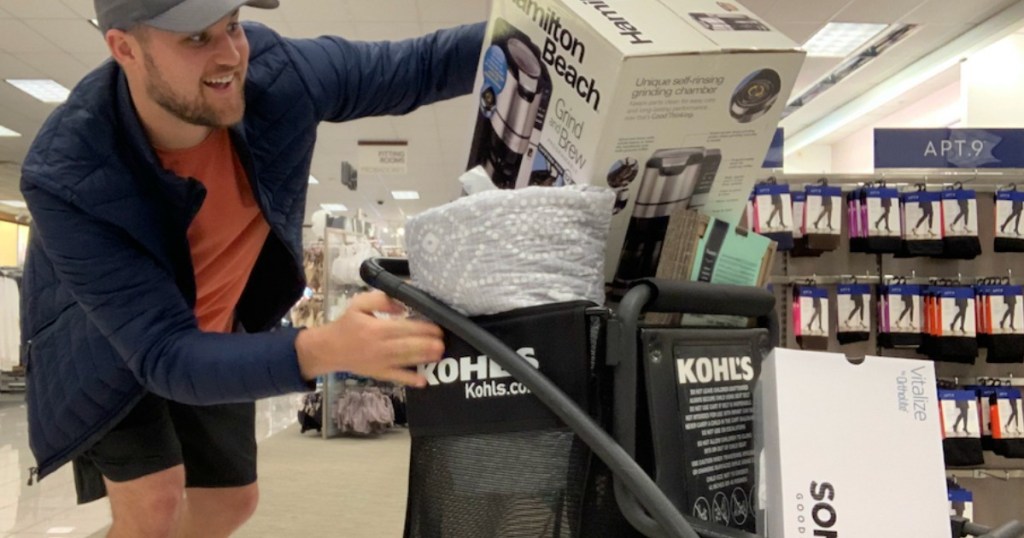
xmin=755 ymin=349 xmax=950 ymax=537
xmin=465 ymin=0 xmax=804 ymax=285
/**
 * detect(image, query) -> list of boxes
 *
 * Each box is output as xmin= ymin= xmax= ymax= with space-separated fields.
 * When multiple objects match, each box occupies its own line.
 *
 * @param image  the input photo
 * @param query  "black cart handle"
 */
xmin=973 ymin=519 xmax=1024 ymax=538
xmin=632 ymin=278 xmax=776 ymax=318
xmin=361 ymin=258 xmax=700 ymax=538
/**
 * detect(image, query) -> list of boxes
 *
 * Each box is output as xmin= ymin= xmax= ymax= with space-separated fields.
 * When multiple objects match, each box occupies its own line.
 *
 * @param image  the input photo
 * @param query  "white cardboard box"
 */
xmin=463 ymin=0 xmax=805 ymax=284
xmin=756 ymin=349 xmax=949 ymax=537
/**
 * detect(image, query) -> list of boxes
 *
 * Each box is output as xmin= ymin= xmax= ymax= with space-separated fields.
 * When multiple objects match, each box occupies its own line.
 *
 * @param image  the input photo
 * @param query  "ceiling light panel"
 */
xmin=320 ymin=203 xmax=348 ymax=213
xmin=308 ymin=175 xmax=320 ymax=185
xmin=391 ymin=191 xmax=420 ymax=200
xmin=803 ymin=23 xmax=888 ymax=58
xmin=0 ymin=125 xmax=20 ymax=137
xmin=0 ymin=200 xmax=26 ymax=208
xmin=6 ymin=79 xmax=71 ymax=104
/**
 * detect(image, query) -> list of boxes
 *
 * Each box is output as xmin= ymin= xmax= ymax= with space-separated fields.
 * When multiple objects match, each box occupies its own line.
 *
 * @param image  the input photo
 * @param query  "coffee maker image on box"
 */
xmin=687 ymin=148 xmax=721 ymax=210
xmin=730 ymin=68 xmax=782 ymax=124
xmin=611 ymin=148 xmax=706 ymax=291
xmin=467 ymin=19 xmax=553 ymax=189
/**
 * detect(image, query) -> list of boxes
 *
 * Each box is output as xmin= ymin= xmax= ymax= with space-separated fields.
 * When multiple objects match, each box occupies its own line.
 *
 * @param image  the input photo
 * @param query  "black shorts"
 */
xmin=72 ymin=393 xmax=257 ymax=504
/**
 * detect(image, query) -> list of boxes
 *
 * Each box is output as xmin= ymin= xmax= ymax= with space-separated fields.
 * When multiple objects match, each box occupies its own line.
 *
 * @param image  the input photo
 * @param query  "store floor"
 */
xmin=0 ymin=392 xmax=410 ymax=537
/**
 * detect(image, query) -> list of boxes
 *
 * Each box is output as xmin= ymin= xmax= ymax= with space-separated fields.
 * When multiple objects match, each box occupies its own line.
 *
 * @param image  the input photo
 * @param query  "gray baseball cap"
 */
xmin=95 ymin=0 xmax=279 ymax=33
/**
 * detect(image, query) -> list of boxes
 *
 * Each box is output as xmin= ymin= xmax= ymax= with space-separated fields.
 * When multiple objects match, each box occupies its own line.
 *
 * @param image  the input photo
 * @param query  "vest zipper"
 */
xmin=27 ymin=466 xmax=38 ymax=486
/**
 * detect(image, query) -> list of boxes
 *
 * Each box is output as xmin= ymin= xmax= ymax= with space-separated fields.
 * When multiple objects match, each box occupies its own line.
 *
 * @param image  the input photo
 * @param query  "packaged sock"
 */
xmin=939 ymin=389 xmax=985 ymax=466
xmin=970 ymin=385 xmax=998 ymax=452
xmin=837 ymin=283 xmax=871 ymax=344
xmin=789 ymin=191 xmax=821 ymax=257
xmin=848 ymin=189 xmax=867 ymax=253
xmin=802 ymin=182 xmax=842 ymax=253
xmin=878 ymin=281 xmax=923 ymax=349
xmin=921 ymin=285 xmax=978 ymax=364
xmin=794 ymin=284 xmax=829 ymax=350
xmin=976 ymin=282 xmax=1024 ymax=363
xmin=994 ymin=187 xmax=1024 ymax=252
xmin=897 ymin=187 xmax=943 ymax=257
xmin=864 ymin=184 xmax=902 ymax=253
xmin=990 ymin=387 xmax=1024 ymax=458
xmin=753 ymin=180 xmax=794 ymax=251
xmin=939 ymin=186 xmax=981 ymax=260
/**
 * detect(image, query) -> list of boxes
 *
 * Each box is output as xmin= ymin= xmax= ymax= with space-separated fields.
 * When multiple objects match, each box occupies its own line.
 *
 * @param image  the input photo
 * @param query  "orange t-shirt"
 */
xmin=156 ymin=129 xmax=270 ymax=333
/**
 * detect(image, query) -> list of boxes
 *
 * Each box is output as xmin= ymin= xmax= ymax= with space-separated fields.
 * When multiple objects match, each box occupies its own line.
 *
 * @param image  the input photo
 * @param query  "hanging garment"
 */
xmin=298 ymin=391 xmax=323 ymax=434
xmin=334 ymin=387 xmax=395 ymax=436
xmin=303 ymin=244 xmax=324 ymax=293
xmin=0 ymin=275 xmax=20 ymax=371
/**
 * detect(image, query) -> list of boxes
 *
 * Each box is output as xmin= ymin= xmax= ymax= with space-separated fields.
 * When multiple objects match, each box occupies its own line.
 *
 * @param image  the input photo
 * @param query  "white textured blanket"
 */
xmin=406 ymin=186 xmax=615 ymax=315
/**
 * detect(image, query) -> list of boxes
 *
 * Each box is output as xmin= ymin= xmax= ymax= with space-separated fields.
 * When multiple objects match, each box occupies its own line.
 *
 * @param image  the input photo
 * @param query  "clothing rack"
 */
xmin=0 ymin=266 xmax=23 ymax=392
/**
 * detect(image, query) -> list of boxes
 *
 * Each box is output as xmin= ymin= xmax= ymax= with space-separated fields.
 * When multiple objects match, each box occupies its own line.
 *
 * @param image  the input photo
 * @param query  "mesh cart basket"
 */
xmin=361 ymin=258 xmax=1024 ymax=538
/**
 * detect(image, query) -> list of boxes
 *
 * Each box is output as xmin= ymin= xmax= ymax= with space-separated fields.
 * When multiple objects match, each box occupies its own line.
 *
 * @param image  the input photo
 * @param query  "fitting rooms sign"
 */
xmin=358 ymin=141 xmax=408 ymax=176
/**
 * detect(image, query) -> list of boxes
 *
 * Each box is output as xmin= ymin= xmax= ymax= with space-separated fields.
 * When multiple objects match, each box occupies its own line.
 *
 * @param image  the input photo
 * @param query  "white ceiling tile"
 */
xmin=73 ymin=51 xmax=112 ymax=70
xmin=12 ymin=52 xmax=90 ymax=88
xmin=58 ymin=0 xmax=96 ymax=20
xmin=242 ymin=4 xmax=287 ymax=23
xmin=285 ymin=21 xmax=360 ymax=40
xmin=834 ymin=0 xmax=922 ymax=24
xmin=773 ymin=21 xmax=826 ymax=44
xmin=347 ymin=0 xmax=420 ymax=23
xmin=22 ymin=19 xmax=107 ymax=55
xmin=2 ymin=0 xmax=79 ymax=19
xmin=280 ymin=1 xmax=354 ymax=23
xmin=905 ymin=0 xmax=1011 ymax=25
xmin=404 ymin=137 xmax=444 ymax=167
xmin=0 ymin=20 xmax=62 ymax=53
xmin=352 ymin=22 xmax=425 ymax=41
xmin=0 ymin=52 xmax=36 ymax=78
xmin=418 ymin=0 xmax=488 ymax=24
xmin=738 ymin=0 xmax=780 ymax=16
xmin=766 ymin=0 xmax=851 ymax=24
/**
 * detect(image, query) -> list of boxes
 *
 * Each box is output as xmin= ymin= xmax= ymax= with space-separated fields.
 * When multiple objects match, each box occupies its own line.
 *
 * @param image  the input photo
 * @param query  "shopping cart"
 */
xmin=360 ymin=258 xmax=1024 ymax=538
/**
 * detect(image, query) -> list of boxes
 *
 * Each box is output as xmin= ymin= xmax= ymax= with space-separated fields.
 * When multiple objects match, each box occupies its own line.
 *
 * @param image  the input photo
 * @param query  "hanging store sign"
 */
xmin=762 ymin=128 xmax=784 ymax=169
xmin=357 ymin=140 xmax=408 ymax=176
xmin=874 ymin=128 xmax=1024 ymax=169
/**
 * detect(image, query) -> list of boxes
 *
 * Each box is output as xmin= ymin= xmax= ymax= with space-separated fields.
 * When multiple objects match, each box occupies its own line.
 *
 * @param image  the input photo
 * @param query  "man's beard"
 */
xmin=142 ymin=50 xmax=243 ymax=128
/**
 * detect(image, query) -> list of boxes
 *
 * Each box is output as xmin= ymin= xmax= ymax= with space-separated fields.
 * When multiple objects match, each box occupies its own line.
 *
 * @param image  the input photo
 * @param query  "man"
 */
xmin=20 ymin=1 xmax=484 ymax=536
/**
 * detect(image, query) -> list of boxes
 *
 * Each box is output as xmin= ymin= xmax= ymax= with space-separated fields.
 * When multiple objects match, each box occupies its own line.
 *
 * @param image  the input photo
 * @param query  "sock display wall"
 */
xmin=759 ymin=173 xmax=1024 ymax=527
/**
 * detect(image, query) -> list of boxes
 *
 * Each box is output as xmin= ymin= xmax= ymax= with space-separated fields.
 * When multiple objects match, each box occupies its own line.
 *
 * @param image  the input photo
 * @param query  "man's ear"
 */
xmin=106 ymin=29 xmax=141 ymax=67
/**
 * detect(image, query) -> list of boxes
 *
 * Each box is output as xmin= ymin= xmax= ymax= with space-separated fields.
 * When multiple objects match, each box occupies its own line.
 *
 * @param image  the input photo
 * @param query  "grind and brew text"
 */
xmin=513 ymin=0 xmax=616 ymax=111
